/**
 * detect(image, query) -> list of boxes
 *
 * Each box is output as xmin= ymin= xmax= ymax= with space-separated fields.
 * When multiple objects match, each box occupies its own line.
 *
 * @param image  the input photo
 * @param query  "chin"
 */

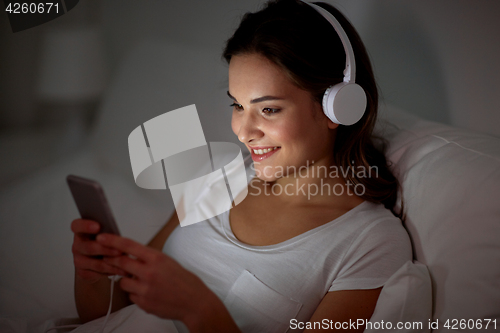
xmin=255 ymin=174 xmax=278 ymax=183
xmin=252 ymin=163 xmax=280 ymax=182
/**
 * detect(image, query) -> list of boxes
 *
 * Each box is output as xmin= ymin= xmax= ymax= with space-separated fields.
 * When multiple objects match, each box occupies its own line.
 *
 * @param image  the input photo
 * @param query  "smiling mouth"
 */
xmin=250 ymin=146 xmax=281 ymax=161
xmin=252 ymin=147 xmax=279 ymax=155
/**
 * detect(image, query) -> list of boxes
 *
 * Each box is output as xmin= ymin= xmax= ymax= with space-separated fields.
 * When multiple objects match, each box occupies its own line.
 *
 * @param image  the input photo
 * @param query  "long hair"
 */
xmin=223 ymin=0 xmax=404 ymax=219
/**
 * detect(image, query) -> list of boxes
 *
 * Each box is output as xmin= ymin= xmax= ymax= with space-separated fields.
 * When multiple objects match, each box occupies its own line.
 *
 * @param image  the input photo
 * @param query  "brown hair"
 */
xmin=223 ymin=0 xmax=404 ymax=219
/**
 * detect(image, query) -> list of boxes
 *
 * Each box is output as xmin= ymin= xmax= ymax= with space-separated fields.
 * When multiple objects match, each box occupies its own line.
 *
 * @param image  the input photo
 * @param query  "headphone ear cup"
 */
xmin=322 ymin=83 xmax=367 ymax=125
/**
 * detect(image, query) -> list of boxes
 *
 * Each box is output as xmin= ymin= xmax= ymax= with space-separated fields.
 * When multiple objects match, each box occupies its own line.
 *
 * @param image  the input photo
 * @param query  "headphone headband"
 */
xmin=300 ymin=1 xmax=356 ymax=83
xmin=299 ymin=1 xmax=367 ymax=125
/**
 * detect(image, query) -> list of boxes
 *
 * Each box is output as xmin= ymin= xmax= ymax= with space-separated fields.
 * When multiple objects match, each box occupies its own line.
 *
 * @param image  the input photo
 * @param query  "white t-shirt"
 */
xmin=69 ymin=169 xmax=412 ymax=333
xmin=163 ymin=197 xmax=412 ymax=332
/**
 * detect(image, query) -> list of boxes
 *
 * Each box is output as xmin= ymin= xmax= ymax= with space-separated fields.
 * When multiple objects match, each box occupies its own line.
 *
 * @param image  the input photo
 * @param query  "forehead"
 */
xmin=228 ymin=53 xmax=295 ymax=96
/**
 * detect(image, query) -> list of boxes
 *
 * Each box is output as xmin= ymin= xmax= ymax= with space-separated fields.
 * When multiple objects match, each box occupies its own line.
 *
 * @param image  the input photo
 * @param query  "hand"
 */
xmin=96 ymin=233 xmax=207 ymax=321
xmin=70 ymin=219 xmax=127 ymax=283
xmin=97 ymin=233 xmax=242 ymax=332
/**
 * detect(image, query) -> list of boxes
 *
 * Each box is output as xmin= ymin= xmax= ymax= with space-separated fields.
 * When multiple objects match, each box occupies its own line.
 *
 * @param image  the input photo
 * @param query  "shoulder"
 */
xmin=350 ymin=201 xmax=412 ymax=255
xmin=327 ymin=201 xmax=413 ymax=291
xmin=331 ymin=201 xmax=411 ymax=241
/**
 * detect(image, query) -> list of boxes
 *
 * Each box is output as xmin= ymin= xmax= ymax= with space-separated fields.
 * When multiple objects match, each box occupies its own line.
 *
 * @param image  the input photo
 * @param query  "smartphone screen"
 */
xmin=67 ymin=175 xmax=121 ymax=235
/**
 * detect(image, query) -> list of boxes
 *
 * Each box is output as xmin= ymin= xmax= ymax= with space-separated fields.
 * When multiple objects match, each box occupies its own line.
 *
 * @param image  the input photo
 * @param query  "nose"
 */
xmin=235 ymin=111 xmax=263 ymax=144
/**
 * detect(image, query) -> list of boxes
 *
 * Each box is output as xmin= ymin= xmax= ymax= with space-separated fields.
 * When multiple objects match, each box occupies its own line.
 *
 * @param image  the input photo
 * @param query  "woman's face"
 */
xmin=229 ymin=53 xmax=338 ymax=182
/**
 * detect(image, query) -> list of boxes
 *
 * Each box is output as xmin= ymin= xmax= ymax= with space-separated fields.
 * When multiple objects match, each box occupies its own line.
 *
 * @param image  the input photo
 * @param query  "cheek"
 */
xmin=273 ymin=119 xmax=306 ymax=145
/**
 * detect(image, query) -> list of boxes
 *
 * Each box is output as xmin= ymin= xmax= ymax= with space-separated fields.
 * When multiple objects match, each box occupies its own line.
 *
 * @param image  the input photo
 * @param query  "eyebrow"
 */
xmin=227 ymin=91 xmax=284 ymax=104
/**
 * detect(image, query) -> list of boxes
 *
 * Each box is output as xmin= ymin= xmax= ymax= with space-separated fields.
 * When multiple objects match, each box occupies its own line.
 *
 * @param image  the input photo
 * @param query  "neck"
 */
xmin=258 ymin=158 xmax=357 ymax=205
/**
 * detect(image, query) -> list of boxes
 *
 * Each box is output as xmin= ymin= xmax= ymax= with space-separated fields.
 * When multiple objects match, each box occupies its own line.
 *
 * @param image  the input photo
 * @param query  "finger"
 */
xmin=75 ymin=255 xmax=127 ymax=276
xmin=74 ymin=254 xmax=127 ymax=276
xmin=119 ymin=276 xmax=146 ymax=295
xmin=103 ymin=255 xmax=145 ymax=277
xmin=73 ymin=238 xmax=122 ymax=257
xmin=96 ymin=234 xmax=155 ymax=262
xmin=76 ymin=266 xmax=128 ymax=281
xmin=71 ymin=219 xmax=100 ymax=234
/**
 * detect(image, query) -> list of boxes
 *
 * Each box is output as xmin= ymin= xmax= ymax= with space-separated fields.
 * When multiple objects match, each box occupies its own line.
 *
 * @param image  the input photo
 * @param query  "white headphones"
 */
xmin=301 ymin=1 xmax=367 ymax=125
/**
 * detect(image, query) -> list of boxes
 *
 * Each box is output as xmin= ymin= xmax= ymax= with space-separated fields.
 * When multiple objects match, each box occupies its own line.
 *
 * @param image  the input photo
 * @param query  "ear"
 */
xmin=314 ymin=100 xmax=339 ymax=130
xmin=327 ymin=118 xmax=340 ymax=130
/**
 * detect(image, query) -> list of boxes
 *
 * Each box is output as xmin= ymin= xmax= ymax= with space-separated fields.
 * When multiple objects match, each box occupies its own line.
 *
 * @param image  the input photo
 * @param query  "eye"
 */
xmin=262 ymin=108 xmax=280 ymax=114
xmin=230 ymin=103 xmax=243 ymax=111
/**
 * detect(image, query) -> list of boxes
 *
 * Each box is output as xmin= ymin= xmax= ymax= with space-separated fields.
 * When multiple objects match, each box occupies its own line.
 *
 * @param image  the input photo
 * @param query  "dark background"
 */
xmin=1 ymin=0 xmax=500 ymax=186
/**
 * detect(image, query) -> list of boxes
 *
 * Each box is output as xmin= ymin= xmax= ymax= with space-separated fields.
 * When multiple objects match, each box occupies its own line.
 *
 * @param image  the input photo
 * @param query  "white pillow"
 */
xmin=365 ymin=260 xmax=432 ymax=333
xmin=376 ymin=105 xmax=500 ymax=329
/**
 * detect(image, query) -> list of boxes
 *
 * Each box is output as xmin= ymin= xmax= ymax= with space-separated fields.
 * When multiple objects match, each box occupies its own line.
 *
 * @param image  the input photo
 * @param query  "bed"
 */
xmin=0 ymin=39 xmax=499 ymax=332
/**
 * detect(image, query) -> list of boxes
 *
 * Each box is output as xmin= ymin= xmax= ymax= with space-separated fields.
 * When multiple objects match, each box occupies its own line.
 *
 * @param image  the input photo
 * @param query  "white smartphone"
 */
xmin=67 ymin=175 xmax=121 ymax=235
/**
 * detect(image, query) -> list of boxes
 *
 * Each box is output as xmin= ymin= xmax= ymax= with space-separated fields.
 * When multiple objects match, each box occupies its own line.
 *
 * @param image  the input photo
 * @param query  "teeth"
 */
xmin=253 ymin=147 xmax=278 ymax=155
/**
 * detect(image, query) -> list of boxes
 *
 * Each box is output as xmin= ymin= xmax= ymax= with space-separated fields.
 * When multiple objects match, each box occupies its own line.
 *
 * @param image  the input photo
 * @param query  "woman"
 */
xmin=70 ymin=0 xmax=412 ymax=332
